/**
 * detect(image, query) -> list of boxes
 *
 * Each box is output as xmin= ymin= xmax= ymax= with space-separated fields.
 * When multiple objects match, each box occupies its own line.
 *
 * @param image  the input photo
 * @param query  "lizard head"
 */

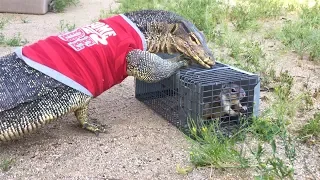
xmin=146 ymin=21 xmax=215 ymax=68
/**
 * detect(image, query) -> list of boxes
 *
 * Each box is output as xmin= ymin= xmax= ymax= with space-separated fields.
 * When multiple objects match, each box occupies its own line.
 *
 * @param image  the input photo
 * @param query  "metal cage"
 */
xmin=134 ymin=55 xmax=260 ymax=135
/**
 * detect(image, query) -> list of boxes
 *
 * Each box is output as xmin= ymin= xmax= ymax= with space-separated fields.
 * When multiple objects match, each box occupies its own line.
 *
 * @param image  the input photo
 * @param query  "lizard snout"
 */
xmin=173 ymin=39 xmax=215 ymax=68
xmin=187 ymin=46 xmax=215 ymax=68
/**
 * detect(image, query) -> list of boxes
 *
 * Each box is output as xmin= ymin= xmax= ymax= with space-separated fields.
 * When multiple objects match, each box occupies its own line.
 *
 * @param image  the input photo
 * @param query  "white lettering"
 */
xmin=81 ymin=27 xmax=96 ymax=34
xmin=103 ymin=30 xmax=116 ymax=37
xmin=89 ymin=22 xmax=105 ymax=29
xmin=62 ymin=21 xmax=118 ymax=51
xmin=68 ymin=36 xmax=97 ymax=51
xmin=96 ymin=25 xmax=113 ymax=35
xmin=58 ymin=28 xmax=85 ymax=42
xmin=89 ymin=34 xmax=109 ymax=45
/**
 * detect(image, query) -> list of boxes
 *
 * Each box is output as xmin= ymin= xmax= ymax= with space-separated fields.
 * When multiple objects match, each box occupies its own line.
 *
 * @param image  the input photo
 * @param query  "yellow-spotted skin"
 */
xmin=126 ymin=49 xmax=188 ymax=83
xmin=0 ymin=53 xmax=98 ymax=143
xmin=0 ymin=84 xmax=93 ymax=142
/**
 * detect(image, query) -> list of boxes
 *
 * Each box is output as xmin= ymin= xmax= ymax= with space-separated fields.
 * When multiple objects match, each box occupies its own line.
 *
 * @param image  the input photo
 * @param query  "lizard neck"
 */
xmin=145 ymin=31 xmax=177 ymax=54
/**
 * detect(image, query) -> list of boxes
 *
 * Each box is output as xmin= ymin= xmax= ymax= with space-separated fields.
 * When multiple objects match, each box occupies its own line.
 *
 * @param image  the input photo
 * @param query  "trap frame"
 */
xmin=134 ymin=54 xmax=260 ymax=135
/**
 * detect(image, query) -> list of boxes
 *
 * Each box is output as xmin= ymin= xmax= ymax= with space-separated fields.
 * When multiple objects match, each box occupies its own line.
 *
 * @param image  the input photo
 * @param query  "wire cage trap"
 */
xmin=134 ymin=54 xmax=260 ymax=135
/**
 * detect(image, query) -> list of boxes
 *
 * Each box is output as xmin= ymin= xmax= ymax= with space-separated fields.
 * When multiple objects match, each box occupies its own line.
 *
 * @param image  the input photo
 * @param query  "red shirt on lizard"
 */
xmin=15 ymin=14 xmax=147 ymax=97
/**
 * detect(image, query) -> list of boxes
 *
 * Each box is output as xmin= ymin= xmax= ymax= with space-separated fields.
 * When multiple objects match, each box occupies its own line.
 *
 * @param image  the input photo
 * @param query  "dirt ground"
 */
xmin=0 ymin=0 xmax=320 ymax=180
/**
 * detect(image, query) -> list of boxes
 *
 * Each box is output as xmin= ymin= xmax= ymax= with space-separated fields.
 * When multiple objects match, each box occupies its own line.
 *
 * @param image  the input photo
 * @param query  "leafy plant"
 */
xmin=298 ymin=112 xmax=320 ymax=142
xmin=176 ymin=164 xmax=194 ymax=175
xmin=59 ymin=20 xmax=76 ymax=32
xmin=50 ymin=0 xmax=80 ymax=13
xmin=0 ymin=33 xmax=28 ymax=47
xmin=0 ymin=158 xmax=15 ymax=172
xmin=249 ymin=117 xmax=282 ymax=142
xmin=0 ymin=18 xmax=8 ymax=30
xmin=277 ymin=3 xmax=320 ymax=61
xmin=187 ymin=119 xmax=250 ymax=169
xmin=252 ymin=139 xmax=295 ymax=180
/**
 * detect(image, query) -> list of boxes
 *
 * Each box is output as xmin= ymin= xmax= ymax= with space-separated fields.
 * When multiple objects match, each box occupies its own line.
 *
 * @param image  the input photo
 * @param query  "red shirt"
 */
xmin=18 ymin=15 xmax=146 ymax=97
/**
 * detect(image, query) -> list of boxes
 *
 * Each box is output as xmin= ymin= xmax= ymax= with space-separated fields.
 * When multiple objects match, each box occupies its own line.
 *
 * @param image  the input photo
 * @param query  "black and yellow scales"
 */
xmin=0 ymin=9 xmax=214 ymax=142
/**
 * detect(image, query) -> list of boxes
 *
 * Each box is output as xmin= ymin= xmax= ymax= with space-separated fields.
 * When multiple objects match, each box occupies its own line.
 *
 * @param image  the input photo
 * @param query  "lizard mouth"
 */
xmin=146 ymin=35 xmax=215 ymax=68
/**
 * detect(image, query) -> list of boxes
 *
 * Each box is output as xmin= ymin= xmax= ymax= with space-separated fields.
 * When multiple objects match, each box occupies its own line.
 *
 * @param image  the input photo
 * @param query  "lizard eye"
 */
xmin=231 ymin=88 xmax=237 ymax=92
xmin=189 ymin=33 xmax=201 ymax=45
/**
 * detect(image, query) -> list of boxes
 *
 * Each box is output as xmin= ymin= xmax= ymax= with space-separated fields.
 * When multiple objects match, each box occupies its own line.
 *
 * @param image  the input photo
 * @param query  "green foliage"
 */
xmin=0 ymin=33 xmax=28 ymax=47
xmin=253 ymin=139 xmax=295 ymax=180
xmin=270 ymin=70 xmax=302 ymax=120
xmin=0 ymin=33 xmax=4 ymax=44
xmin=298 ymin=112 xmax=320 ymax=141
xmin=115 ymin=0 xmax=229 ymax=41
xmin=51 ymin=0 xmax=80 ymax=13
xmin=249 ymin=117 xmax=282 ymax=142
xmin=0 ymin=17 xmax=27 ymax=47
xmin=187 ymin=120 xmax=250 ymax=169
xmin=277 ymin=3 xmax=320 ymax=61
xmin=176 ymin=164 xmax=194 ymax=175
xmin=229 ymin=0 xmax=285 ymax=31
xmin=229 ymin=3 xmax=258 ymax=31
xmin=59 ymin=19 xmax=76 ymax=32
xmin=250 ymin=71 xmax=297 ymax=179
xmin=0 ymin=18 xmax=8 ymax=30
xmin=115 ymin=0 xmax=291 ymax=40
xmin=218 ymin=33 xmax=275 ymax=89
xmin=230 ymin=40 xmax=265 ymax=73
xmin=273 ymin=70 xmax=294 ymax=101
xmin=0 ymin=158 xmax=15 ymax=172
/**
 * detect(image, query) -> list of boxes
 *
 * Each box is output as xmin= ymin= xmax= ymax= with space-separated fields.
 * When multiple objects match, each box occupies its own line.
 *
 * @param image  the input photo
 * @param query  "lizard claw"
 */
xmin=82 ymin=122 xmax=107 ymax=135
xmin=94 ymin=130 xmax=101 ymax=137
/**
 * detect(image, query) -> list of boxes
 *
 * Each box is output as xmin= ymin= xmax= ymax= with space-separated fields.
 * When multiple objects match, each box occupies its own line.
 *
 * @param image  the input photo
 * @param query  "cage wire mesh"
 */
xmin=135 ymin=54 xmax=260 ymax=136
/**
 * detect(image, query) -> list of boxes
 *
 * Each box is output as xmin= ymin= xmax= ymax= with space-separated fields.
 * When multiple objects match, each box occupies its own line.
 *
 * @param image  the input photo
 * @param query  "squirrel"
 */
xmin=203 ymin=83 xmax=247 ymax=120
